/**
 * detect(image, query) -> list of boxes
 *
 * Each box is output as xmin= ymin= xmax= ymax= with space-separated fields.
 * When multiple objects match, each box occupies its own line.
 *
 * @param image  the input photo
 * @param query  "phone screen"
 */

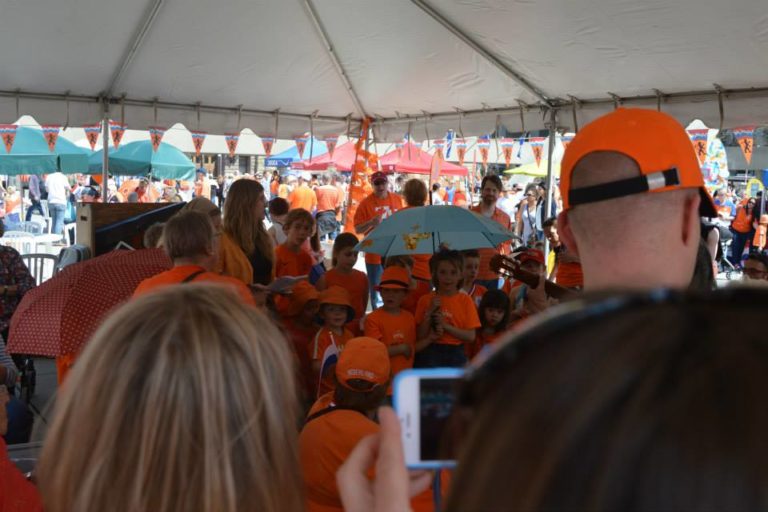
xmin=419 ymin=378 xmax=458 ymax=461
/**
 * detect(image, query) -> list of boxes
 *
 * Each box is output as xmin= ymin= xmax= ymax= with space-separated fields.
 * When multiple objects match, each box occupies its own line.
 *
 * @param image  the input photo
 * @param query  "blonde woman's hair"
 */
xmin=37 ymin=284 xmax=303 ymax=512
xmin=223 ymin=179 xmax=274 ymax=266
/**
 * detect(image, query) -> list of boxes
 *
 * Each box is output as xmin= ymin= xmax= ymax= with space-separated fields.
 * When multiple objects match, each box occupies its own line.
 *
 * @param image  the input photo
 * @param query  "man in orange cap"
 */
xmin=557 ymin=108 xmax=716 ymax=290
xmin=354 ymin=171 xmax=403 ymax=307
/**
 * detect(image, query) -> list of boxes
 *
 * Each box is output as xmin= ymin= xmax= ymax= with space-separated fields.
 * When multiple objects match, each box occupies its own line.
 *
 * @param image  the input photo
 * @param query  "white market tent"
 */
xmin=1 ymin=0 xmax=767 ymax=143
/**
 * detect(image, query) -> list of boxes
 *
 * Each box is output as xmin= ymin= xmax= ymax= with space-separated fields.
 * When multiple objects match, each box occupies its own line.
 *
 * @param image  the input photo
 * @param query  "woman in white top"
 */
xmin=516 ymin=186 xmax=538 ymax=246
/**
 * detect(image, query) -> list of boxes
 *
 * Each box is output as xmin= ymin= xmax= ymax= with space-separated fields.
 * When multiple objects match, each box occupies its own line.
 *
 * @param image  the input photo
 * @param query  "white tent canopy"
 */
xmin=1 ymin=0 xmax=767 ymax=140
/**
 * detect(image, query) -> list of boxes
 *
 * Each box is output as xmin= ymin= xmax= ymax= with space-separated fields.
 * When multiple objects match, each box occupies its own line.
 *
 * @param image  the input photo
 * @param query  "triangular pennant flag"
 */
xmin=149 ymin=126 xmax=166 ymax=152
xmin=500 ymin=138 xmax=514 ymax=167
xmin=191 ymin=130 xmax=207 ymax=156
xmin=686 ymin=129 xmax=708 ymax=166
xmin=561 ymin=135 xmax=574 ymax=151
xmin=325 ymin=135 xmax=338 ymax=158
xmin=84 ymin=123 xmax=102 ymax=150
xmin=260 ymin=135 xmax=275 ymax=157
xmin=530 ymin=137 xmax=546 ymax=167
xmin=41 ymin=125 xmax=60 ymax=152
xmin=733 ymin=126 xmax=756 ymax=165
xmin=478 ymin=135 xmax=491 ymax=166
xmin=295 ymin=136 xmax=308 ymax=159
xmin=455 ymin=138 xmax=467 ymax=166
xmin=430 ymin=150 xmax=443 ymax=184
xmin=109 ymin=121 xmax=126 ymax=149
xmin=225 ymin=133 xmax=239 ymax=158
xmin=433 ymin=139 xmax=445 ymax=160
xmin=0 ymin=125 xmax=17 ymax=153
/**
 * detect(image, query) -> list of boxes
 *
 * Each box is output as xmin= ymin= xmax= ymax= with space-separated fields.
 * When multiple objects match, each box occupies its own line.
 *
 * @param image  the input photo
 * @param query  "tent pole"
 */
xmin=543 ymin=108 xmax=557 ymax=259
xmin=101 ymin=104 xmax=110 ymax=202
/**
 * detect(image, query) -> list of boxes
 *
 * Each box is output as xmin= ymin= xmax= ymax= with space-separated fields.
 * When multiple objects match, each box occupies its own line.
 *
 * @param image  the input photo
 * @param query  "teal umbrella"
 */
xmin=356 ymin=205 xmax=514 ymax=257
xmin=0 ymin=126 xmax=91 ymax=175
xmin=89 ymin=140 xmax=196 ymax=180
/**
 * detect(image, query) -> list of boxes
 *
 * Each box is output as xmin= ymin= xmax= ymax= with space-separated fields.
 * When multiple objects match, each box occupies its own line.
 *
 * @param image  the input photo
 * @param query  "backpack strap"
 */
xmin=181 ymin=269 xmax=207 ymax=283
xmin=305 ymin=405 xmax=366 ymax=425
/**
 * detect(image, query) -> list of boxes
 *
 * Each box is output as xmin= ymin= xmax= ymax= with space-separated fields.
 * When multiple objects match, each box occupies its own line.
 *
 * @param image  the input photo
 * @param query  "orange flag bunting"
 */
xmin=686 ymin=129 xmax=708 ymax=166
xmin=733 ymin=126 xmax=756 ymax=165
xmin=41 ymin=125 xmax=60 ymax=152
xmin=325 ymin=136 xmax=338 ymax=158
xmin=260 ymin=135 xmax=274 ymax=157
xmin=295 ymin=136 xmax=308 ymax=159
xmin=109 ymin=121 xmax=126 ymax=149
xmin=430 ymin=150 xmax=443 ymax=185
xmin=500 ymin=138 xmax=514 ymax=167
xmin=0 ymin=125 xmax=16 ymax=153
xmin=455 ymin=139 xmax=467 ymax=166
xmin=433 ymin=139 xmax=445 ymax=160
xmin=225 ymin=133 xmax=239 ymax=158
xmin=191 ymin=130 xmax=206 ymax=156
xmin=477 ymin=136 xmax=490 ymax=166
xmin=149 ymin=126 xmax=166 ymax=152
xmin=530 ymin=137 xmax=546 ymax=167
xmin=84 ymin=124 xmax=102 ymax=150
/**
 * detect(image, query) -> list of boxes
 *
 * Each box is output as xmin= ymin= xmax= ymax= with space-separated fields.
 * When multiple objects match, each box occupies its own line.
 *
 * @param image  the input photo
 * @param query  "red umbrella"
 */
xmin=297 ymin=141 xmax=363 ymax=172
xmin=379 ymin=143 xmax=468 ymax=176
xmin=8 ymin=248 xmax=171 ymax=357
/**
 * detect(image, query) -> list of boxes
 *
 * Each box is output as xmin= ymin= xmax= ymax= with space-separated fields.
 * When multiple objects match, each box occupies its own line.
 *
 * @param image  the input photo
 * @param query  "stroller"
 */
xmin=718 ymin=228 xmax=741 ymax=280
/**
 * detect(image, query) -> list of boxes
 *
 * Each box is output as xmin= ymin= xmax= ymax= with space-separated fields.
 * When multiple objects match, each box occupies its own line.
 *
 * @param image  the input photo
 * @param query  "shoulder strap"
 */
xmin=182 ymin=269 xmax=207 ymax=283
xmin=305 ymin=405 xmax=366 ymax=425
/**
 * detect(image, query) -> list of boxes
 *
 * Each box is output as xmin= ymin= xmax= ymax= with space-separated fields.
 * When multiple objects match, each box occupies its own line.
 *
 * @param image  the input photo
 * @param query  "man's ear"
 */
xmin=681 ymin=193 xmax=701 ymax=247
xmin=557 ymin=211 xmax=580 ymax=256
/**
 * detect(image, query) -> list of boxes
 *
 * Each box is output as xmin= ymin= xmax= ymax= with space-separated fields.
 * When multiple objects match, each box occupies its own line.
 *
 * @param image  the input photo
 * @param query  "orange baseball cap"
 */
xmin=376 ymin=266 xmax=411 ymax=290
xmin=560 ymin=108 xmax=716 ymax=217
xmin=335 ymin=337 xmax=391 ymax=390
xmin=275 ymin=280 xmax=319 ymax=317
xmin=319 ymin=286 xmax=355 ymax=323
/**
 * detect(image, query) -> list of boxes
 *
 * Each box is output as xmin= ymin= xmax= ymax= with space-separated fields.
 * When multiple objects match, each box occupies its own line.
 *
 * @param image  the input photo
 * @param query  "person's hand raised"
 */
xmin=337 ymin=407 xmax=432 ymax=512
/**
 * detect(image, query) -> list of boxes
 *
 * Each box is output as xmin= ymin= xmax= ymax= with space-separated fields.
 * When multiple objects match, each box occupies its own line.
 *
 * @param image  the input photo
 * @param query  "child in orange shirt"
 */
xmin=275 ymin=208 xmax=314 ymax=277
xmin=310 ymin=286 xmax=355 ymax=398
xmin=385 ymin=255 xmax=431 ymax=316
xmin=275 ymin=281 xmax=320 ymax=406
xmin=415 ymin=250 xmax=481 ymax=368
xmin=469 ymin=289 xmax=512 ymax=359
xmin=364 ymin=266 xmax=432 ymax=393
xmin=460 ymin=249 xmax=487 ymax=308
xmin=316 ymin=233 xmax=368 ymax=334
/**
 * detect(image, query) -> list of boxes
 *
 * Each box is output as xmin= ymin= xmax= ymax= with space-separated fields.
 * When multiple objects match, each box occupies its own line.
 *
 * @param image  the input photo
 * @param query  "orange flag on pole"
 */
xmin=344 ymin=119 xmax=376 ymax=236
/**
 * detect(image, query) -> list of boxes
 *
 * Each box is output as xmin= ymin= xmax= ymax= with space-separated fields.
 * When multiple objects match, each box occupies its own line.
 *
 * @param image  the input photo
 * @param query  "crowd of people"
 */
xmin=2 ymin=108 xmax=768 ymax=511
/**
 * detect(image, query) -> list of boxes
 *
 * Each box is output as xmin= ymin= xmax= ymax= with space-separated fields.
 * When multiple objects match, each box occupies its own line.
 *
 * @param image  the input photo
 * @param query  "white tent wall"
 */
xmin=1 ymin=0 xmax=767 ymax=141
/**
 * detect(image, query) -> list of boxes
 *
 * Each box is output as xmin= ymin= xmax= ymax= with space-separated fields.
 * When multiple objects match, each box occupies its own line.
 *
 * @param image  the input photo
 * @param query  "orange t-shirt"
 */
xmin=468 ymin=329 xmax=504 ymax=359
xmin=354 ymin=192 xmax=403 ymax=265
xmin=415 ymin=292 xmax=481 ymax=346
xmin=402 ymin=279 xmax=431 ymax=316
xmin=278 ymin=183 xmax=290 ymax=199
xmin=411 ymin=255 xmax=431 ymax=281
xmin=275 ymin=244 xmax=314 ymax=277
xmin=283 ymin=319 xmax=319 ymax=402
xmin=364 ymin=308 xmax=417 ymax=381
xmin=310 ymin=327 xmax=354 ymax=397
xmin=453 ymin=191 xmax=468 ymax=207
xmin=270 ymin=179 xmax=279 ymax=196
xmin=556 ymin=261 xmax=584 ymax=288
xmin=323 ymin=268 xmax=368 ymax=327
xmin=289 ymin=184 xmax=318 ymax=212
xmin=300 ymin=410 xmax=379 ymax=512
xmin=465 ymin=284 xmax=487 ymax=308
xmin=306 ymin=391 xmax=335 ymax=418
xmin=732 ymin=199 xmax=754 ymax=233
xmin=470 ymin=205 xmax=513 ymax=280
xmin=133 ymin=265 xmax=256 ymax=307
xmin=315 ymin=185 xmax=341 ymax=213
xmin=4 ymin=194 xmax=20 ymax=214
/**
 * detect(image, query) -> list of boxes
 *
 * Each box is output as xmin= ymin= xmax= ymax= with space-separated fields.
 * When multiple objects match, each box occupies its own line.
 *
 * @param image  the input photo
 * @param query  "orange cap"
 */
xmin=376 ymin=266 xmax=411 ymax=290
xmin=319 ymin=285 xmax=355 ymax=323
xmin=516 ymin=248 xmax=545 ymax=266
xmin=560 ymin=108 xmax=716 ymax=217
xmin=276 ymin=281 xmax=319 ymax=317
xmin=335 ymin=337 xmax=391 ymax=390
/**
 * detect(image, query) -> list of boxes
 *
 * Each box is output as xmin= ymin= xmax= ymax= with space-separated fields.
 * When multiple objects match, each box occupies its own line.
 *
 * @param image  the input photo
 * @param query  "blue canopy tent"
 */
xmin=88 ymin=140 xmax=196 ymax=180
xmin=0 ymin=126 xmax=91 ymax=175
xmin=264 ymin=137 xmax=328 ymax=168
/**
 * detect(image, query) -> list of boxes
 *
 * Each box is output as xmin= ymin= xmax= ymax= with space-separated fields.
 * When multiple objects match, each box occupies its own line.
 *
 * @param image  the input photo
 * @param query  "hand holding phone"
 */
xmin=394 ymin=368 xmax=463 ymax=469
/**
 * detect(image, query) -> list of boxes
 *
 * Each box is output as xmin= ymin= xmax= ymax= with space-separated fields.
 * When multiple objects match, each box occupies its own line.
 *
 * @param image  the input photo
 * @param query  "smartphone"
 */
xmin=393 ymin=368 xmax=464 ymax=469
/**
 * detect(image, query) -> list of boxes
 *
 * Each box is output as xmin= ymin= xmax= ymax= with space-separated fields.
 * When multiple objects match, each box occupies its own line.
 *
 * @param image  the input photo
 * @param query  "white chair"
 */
xmin=21 ymin=254 xmax=58 ymax=285
xmin=0 ymin=232 xmax=35 ymax=254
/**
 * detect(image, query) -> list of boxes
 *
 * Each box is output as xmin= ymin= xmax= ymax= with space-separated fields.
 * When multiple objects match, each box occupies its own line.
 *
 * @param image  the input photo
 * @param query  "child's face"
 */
xmin=544 ymin=226 xmax=559 ymax=245
xmin=436 ymin=260 xmax=461 ymax=291
xmin=299 ymin=299 xmax=319 ymax=323
xmin=380 ymin=287 xmax=408 ymax=309
xmin=322 ymin=304 xmax=349 ymax=327
xmin=287 ymin=221 xmax=313 ymax=246
xmin=463 ymin=257 xmax=481 ymax=285
xmin=336 ymin=247 xmax=358 ymax=269
xmin=484 ymin=307 xmax=506 ymax=328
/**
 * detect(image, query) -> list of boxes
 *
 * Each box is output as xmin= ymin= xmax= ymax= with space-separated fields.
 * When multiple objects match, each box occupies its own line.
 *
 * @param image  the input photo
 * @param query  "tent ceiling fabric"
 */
xmin=0 ymin=0 xmax=767 ymax=140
